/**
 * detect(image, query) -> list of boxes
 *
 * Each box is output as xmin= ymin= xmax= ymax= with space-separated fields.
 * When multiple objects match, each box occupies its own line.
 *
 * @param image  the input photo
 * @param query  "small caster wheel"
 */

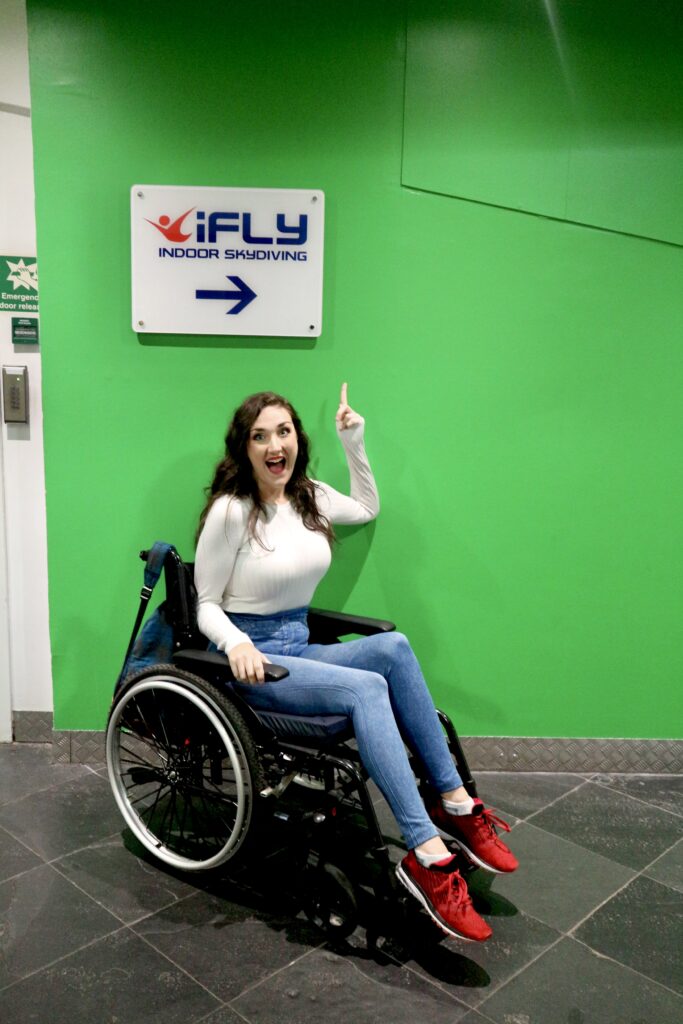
xmin=302 ymin=862 xmax=359 ymax=940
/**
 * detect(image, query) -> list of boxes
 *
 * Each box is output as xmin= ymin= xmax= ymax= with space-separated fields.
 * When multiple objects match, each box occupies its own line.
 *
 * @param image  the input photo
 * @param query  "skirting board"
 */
xmin=461 ymin=736 xmax=682 ymax=774
xmin=12 ymin=711 xmax=53 ymax=743
xmin=49 ymin=729 xmax=683 ymax=772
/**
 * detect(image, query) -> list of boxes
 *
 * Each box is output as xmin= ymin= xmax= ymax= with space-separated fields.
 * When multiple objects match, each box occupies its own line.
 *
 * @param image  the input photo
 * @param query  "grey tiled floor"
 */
xmin=0 ymin=743 xmax=682 ymax=1024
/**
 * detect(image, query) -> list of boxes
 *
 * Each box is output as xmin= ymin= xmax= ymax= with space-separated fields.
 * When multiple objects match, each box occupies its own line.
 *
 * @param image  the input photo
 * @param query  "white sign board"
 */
xmin=131 ymin=185 xmax=324 ymax=337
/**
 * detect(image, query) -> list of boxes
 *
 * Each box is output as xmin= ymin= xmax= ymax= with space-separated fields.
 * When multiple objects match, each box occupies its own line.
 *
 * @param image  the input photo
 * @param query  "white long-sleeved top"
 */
xmin=195 ymin=423 xmax=379 ymax=653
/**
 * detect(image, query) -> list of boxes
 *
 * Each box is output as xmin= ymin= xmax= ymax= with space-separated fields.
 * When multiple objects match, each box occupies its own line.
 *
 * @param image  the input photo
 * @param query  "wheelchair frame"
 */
xmin=106 ymin=546 xmax=477 ymax=938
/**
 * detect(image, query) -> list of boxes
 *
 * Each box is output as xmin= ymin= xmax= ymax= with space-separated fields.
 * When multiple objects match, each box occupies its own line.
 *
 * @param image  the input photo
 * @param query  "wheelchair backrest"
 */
xmin=145 ymin=547 xmax=207 ymax=653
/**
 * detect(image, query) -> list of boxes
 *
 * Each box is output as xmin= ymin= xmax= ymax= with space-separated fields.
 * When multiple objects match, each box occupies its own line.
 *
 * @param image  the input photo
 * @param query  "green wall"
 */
xmin=403 ymin=1 xmax=683 ymax=245
xmin=27 ymin=0 xmax=683 ymax=738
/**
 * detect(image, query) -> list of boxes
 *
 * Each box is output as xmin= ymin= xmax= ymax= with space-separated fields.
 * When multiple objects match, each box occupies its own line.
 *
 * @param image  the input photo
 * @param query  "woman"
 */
xmin=195 ymin=385 xmax=518 ymax=942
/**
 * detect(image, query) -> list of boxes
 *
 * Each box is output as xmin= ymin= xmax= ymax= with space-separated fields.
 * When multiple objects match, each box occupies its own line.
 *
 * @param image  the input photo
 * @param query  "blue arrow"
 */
xmin=195 ymin=275 xmax=257 ymax=314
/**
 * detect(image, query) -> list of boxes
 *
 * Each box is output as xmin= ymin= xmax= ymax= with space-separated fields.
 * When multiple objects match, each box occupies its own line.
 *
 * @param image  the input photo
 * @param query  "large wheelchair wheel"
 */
xmin=106 ymin=665 xmax=265 ymax=871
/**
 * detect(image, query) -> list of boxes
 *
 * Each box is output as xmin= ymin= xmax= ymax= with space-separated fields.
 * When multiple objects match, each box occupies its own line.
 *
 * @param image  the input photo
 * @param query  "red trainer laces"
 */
xmin=479 ymin=805 xmax=512 ymax=838
xmin=396 ymin=851 xmax=492 ymax=942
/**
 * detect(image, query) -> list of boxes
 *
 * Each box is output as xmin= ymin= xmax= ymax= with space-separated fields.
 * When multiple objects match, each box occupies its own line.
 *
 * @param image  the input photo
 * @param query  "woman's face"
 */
xmin=246 ymin=404 xmax=299 ymax=501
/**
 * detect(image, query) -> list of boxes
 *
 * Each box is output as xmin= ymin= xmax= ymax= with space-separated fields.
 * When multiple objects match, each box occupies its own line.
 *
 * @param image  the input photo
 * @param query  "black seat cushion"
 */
xmin=254 ymin=709 xmax=352 ymax=745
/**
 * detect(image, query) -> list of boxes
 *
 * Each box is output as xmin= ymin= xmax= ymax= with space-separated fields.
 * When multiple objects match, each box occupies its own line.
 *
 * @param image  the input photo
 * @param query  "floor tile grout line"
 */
xmin=639 ymin=833 xmax=683 ymax=875
xmin=363 ymin=911 xmax=563 ymax=1012
xmin=566 ymin=833 xmax=683 ymax=938
xmin=333 ymin=911 xmax=564 ymax=1014
xmin=522 ymin=777 xmax=590 ymax=825
xmin=195 ymin=1003 xmax=253 ymax=1024
xmin=49 ymin=856 xmax=200 ymax=928
xmin=0 ymin=766 xmax=97 ymax=810
xmin=571 ymin=934 xmax=683 ymax=1001
xmin=231 ymin=1009 xmax=254 ymax=1024
xmin=459 ymin=832 xmax=681 ymax=970
xmin=219 ymin=1005 xmax=253 ymax=1024
xmin=587 ymin=777 xmax=683 ymax=821
xmin=474 ymin=932 xmax=683 ymax=1020
xmin=227 ymin=941 xmax=327 ymax=1005
xmin=466 ymin=1005 xmax=500 ymax=1024
xmin=475 ymin=932 xmax=566 ymax=1012
xmin=0 ymin=923 xmax=129 ymax=995
xmin=506 ymin=814 xmax=642 ymax=873
xmin=555 ymin=874 xmax=683 ymax=979
xmin=15 ymin=858 xmax=122 ymax=927
xmin=560 ymin=853 xmax=683 ymax=1000
xmin=481 ymin=898 xmax=590 ymax=946
xmin=347 ymin=952 xmax=468 ymax=1009
xmin=0 ymin=824 xmax=127 ymax=869
xmin=233 ymin=938 xmax=480 ymax=1018
xmin=3 ymin=828 xmax=193 ymax=933
xmin=118 ymin=886 xmax=203 ymax=928
xmin=508 ymin=800 xmax=683 ymax=883
xmin=455 ymin=901 xmax=582 ymax=1004
xmin=388 ymin=939 xmax=534 ymax=1013
xmin=0 ymin=860 xmax=53 ymax=887
xmin=357 ymin=954 xmax=465 ymax=1005
xmin=131 ymin=926 xmax=231 ymax=1004
xmin=47 ymin=830 xmax=125 ymax=865
xmin=566 ymin=865 xmax=649 ymax=937
xmin=472 ymin=784 xmax=581 ymax=828
xmin=0 ymin=820 xmax=52 ymax=866
xmin=0 ymin=821 xmax=53 ymax=863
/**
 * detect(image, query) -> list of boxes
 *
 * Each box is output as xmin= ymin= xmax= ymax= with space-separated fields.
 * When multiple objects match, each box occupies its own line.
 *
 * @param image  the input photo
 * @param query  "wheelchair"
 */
xmin=106 ymin=546 xmax=479 ymax=942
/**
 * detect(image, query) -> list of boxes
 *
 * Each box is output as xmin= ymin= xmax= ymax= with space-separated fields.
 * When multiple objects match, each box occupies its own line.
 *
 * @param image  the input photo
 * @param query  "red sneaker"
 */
xmin=429 ymin=797 xmax=519 ymax=874
xmin=396 ymin=851 xmax=492 ymax=942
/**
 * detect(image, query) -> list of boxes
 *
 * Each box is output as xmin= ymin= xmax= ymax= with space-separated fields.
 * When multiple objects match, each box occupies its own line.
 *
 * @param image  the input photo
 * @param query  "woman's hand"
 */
xmin=336 ymin=382 xmax=364 ymax=433
xmin=228 ymin=642 xmax=271 ymax=684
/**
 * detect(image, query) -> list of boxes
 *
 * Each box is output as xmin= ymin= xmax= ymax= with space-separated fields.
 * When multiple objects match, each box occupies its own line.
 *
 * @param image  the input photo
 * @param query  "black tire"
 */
xmin=106 ymin=665 xmax=265 ymax=871
xmin=302 ymin=862 xmax=359 ymax=940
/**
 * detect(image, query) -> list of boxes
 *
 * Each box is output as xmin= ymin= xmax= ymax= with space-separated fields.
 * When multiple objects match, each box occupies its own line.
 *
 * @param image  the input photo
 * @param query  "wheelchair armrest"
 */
xmin=172 ymin=648 xmax=289 ymax=682
xmin=307 ymin=607 xmax=396 ymax=641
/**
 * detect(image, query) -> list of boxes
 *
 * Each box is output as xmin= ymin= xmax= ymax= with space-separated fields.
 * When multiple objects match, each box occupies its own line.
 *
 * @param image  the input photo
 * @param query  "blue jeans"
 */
xmin=221 ymin=607 xmax=462 ymax=849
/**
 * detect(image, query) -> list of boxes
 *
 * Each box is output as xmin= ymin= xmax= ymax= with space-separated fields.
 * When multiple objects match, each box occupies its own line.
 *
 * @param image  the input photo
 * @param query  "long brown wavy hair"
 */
xmin=197 ymin=391 xmax=334 ymax=546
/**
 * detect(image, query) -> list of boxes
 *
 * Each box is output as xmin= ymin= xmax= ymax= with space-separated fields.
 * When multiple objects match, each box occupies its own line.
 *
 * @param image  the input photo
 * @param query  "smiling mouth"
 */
xmin=265 ymin=457 xmax=287 ymax=476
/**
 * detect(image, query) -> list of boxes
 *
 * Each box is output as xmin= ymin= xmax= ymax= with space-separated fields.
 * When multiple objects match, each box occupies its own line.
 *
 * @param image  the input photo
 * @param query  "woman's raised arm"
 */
xmin=317 ymin=382 xmax=380 ymax=525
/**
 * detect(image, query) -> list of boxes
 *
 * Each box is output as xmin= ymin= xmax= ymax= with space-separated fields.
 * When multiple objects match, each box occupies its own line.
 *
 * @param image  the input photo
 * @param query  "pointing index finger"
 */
xmin=340 ymin=382 xmax=348 ymax=406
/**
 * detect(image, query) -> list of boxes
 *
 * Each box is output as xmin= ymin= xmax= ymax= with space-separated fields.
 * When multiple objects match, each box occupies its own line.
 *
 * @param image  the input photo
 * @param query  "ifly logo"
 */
xmin=146 ymin=209 xmax=307 ymax=246
xmin=146 ymin=208 xmax=195 ymax=242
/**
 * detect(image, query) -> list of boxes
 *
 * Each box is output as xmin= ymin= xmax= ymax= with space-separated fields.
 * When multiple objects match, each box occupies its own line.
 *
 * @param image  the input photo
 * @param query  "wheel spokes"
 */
xmin=109 ymin=680 xmax=252 ymax=867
